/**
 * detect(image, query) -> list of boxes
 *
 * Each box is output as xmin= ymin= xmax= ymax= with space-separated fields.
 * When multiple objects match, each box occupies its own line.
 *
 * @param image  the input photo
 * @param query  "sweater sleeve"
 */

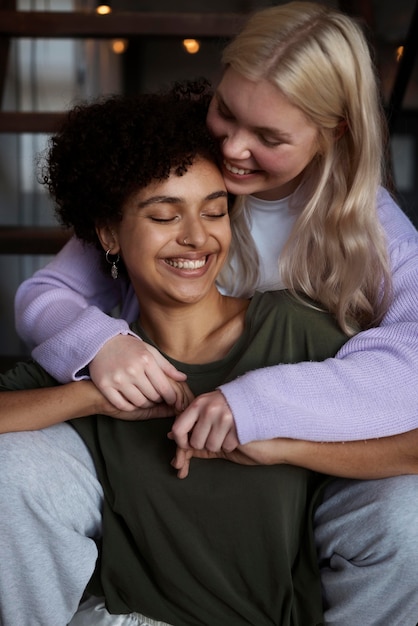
xmin=220 ymin=189 xmax=418 ymax=444
xmin=14 ymin=237 xmax=140 ymax=383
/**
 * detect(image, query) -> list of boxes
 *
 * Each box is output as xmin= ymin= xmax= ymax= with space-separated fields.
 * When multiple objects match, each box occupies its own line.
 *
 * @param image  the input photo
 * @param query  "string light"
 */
xmin=96 ymin=4 xmax=112 ymax=15
xmin=112 ymin=39 xmax=128 ymax=54
xmin=396 ymin=46 xmax=404 ymax=62
xmin=182 ymin=39 xmax=200 ymax=54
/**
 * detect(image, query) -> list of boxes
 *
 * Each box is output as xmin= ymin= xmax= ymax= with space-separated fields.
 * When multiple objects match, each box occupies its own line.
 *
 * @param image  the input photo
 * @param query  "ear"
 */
xmin=335 ymin=119 xmax=348 ymax=140
xmin=96 ymin=224 xmax=120 ymax=254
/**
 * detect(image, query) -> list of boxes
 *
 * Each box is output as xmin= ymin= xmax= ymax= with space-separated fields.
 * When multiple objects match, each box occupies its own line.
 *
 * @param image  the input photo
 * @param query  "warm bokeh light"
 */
xmin=396 ymin=46 xmax=404 ymax=62
xmin=112 ymin=39 xmax=128 ymax=54
xmin=182 ymin=39 xmax=200 ymax=54
xmin=96 ymin=4 xmax=112 ymax=15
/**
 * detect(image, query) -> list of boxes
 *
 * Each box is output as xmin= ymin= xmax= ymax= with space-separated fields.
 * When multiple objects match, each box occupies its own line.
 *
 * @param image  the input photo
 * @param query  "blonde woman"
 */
xmin=14 ymin=3 xmax=418 ymax=623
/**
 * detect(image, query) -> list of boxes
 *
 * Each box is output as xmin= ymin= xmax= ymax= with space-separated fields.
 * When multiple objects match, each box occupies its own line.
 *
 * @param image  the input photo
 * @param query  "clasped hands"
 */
xmin=169 ymin=389 xmax=240 ymax=478
xmin=89 ymin=335 xmax=286 ymax=478
xmin=89 ymin=335 xmax=244 ymax=477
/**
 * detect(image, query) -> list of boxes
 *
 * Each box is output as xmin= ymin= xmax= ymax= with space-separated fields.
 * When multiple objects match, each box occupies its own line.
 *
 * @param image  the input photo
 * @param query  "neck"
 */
xmin=137 ymin=288 xmax=249 ymax=364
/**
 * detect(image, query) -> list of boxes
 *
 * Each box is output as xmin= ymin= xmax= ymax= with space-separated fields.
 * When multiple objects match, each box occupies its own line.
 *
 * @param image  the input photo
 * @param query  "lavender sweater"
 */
xmin=15 ymin=188 xmax=418 ymax=443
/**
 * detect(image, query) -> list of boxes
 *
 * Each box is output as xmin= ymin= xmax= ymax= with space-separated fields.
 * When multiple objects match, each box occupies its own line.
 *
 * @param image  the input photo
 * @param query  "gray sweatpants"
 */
xmin=315 ymin=475 xmax=418 ymax=625
xmin=0 ymin=423 xmax=417 ymax=626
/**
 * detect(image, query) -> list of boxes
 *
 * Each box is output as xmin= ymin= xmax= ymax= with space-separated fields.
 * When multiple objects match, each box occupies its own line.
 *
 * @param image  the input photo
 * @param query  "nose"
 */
xmin=221 ymin=130 xmax=252 ymax=161
xmin=179 ymin=216 xmax=208 ymax=248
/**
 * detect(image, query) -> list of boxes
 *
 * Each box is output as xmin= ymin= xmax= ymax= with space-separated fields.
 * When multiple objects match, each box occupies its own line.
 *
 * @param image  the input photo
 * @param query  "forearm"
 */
xmin=0 ymin=380 xmax=104 ymax=433
xmin=222 ymin=322 xmax=418 ymax=443
xmin=241 ymin=430 xmax=418 ymax=479
xmin=31 ymin=308 xmax=136 ymax=382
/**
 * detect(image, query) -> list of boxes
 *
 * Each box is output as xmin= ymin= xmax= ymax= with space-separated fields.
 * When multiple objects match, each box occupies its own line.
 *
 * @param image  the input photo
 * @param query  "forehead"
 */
xmin=154 ymin=158 xmax=224 ymax=189
xmin=215 ymin=67 xmax=313 ymax=133
xmin=127 ymin=157 xmax=227 ymax=208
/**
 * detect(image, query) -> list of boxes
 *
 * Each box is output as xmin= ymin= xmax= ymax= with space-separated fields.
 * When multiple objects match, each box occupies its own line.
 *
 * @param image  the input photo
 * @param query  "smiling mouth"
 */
xmin=224 ymin=160 xmax=253 ymax=176
xmin=165 ymin=257 xmax=207 ymax=270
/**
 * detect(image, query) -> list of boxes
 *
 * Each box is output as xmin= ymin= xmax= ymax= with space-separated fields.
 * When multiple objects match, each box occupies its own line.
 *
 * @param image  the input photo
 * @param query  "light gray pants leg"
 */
xmin=314 ymin=475 xmax=418 ymax=626
xmin=0 ymin=423 xmax=103 ymax=626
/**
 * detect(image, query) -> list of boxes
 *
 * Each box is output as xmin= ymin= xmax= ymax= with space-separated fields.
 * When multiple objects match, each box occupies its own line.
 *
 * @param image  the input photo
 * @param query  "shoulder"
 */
xmin=249 ymin=291 xmax=348 ymax=360
xmin=376 ymin=187 xmax=418 ymax=274
xmin=377 ymin=187 xmax=418 ymax=242
xmin=251 ymin=290 xmax=332 ymax=322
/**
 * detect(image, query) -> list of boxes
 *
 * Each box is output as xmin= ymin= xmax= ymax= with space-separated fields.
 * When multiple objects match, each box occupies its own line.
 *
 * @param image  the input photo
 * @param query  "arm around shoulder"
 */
xmin=14 ymin=237 xmax=137 ymax=382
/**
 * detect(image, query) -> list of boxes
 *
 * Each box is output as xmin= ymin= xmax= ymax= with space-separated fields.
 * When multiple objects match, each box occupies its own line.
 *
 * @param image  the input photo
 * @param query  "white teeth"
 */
xmin=224 ymin=160 xmax=252 ymax=176
xmin=166 ymin=258 xmax=206 ymax=269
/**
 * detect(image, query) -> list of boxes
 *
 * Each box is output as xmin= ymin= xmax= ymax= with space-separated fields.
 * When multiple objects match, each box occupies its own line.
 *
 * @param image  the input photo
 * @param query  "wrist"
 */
xmin=69 ymin=380 xmax=107 ymax=417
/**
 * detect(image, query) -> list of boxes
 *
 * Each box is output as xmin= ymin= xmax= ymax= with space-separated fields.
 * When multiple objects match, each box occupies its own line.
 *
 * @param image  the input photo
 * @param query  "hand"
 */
xmin=171 ymin=447 xmax=195 ymax=479
xmin=89 ymin=334 xmax=188 ymax=412
xmin=171 ymin=441 xmax=274 ymax=479
xmin=169 ymin=389 xmax=239 ymax=452
xmin=92 ymin=377 xmax=194 ymax=421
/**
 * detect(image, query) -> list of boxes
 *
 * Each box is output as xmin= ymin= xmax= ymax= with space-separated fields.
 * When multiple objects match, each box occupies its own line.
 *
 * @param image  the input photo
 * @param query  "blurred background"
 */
xmin=0 ymin=0 xmax=417 ymax=364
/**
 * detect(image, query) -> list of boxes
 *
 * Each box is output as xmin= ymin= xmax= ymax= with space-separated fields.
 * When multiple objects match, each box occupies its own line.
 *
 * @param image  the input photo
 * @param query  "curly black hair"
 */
xmin=41 ymin=79 xmax=222 ymax=246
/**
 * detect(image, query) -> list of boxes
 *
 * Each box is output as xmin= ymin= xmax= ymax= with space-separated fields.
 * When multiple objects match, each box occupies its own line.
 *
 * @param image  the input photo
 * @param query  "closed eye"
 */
xmin=202 ymin=211 xmax=228 ymax=219
xmin=149 ymin=216 xmax=179 ymax=223
xmin=258 ymin=134 xmax=282 ymax=147
xmin=216 ymin=100 xmax=234 ymax=121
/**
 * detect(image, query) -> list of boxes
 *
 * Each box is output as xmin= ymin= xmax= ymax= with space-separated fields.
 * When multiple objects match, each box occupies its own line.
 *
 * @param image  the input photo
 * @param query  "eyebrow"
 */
xmin=137 ymin=190 xmax=228 ymax=208
xmin=216 ymin=92 xmax=292 ymax=141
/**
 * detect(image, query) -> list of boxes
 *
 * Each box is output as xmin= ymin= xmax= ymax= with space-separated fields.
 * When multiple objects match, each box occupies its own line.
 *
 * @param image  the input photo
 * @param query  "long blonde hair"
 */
xmin=218 ymin=1 xmax=392 ymax=335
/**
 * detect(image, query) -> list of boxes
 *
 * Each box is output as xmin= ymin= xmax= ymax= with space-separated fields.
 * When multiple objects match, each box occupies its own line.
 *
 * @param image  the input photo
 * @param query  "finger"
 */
xmin=170 ymin=408 xmax=200 ymax=449
xmin=170 ymin=448 xmax=191 ymax=479
xmin=177 ymin=449 xmax=194 ymax=479
xmin=127 ymin=378 xmax=165 ymax=406
xmin=189 ymin=449 xmax=219 ymax=461
xmin=176 ymin=457 xmax=191 ymax=479
xmin=101 ymin=387 xmax=141 ymax=412
xmin=149 ymin=346 xmax=187 ymax=382
xmin=110 ymin=380 xmax=164 ymax=409
xmin=170 ymin=447 xmax=187 ymax=470
xmin=189 ymin=418 xmax=213 ymax=450
xmin=142 ymin=367 xmax=186 ymax=407
xmin=202 ymin=421 xmax=233 ymax=452
xmin=221 ymin=426 xmax=240 ymax=453
xmin=173 ymin=383 xmax=194 ymax=413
